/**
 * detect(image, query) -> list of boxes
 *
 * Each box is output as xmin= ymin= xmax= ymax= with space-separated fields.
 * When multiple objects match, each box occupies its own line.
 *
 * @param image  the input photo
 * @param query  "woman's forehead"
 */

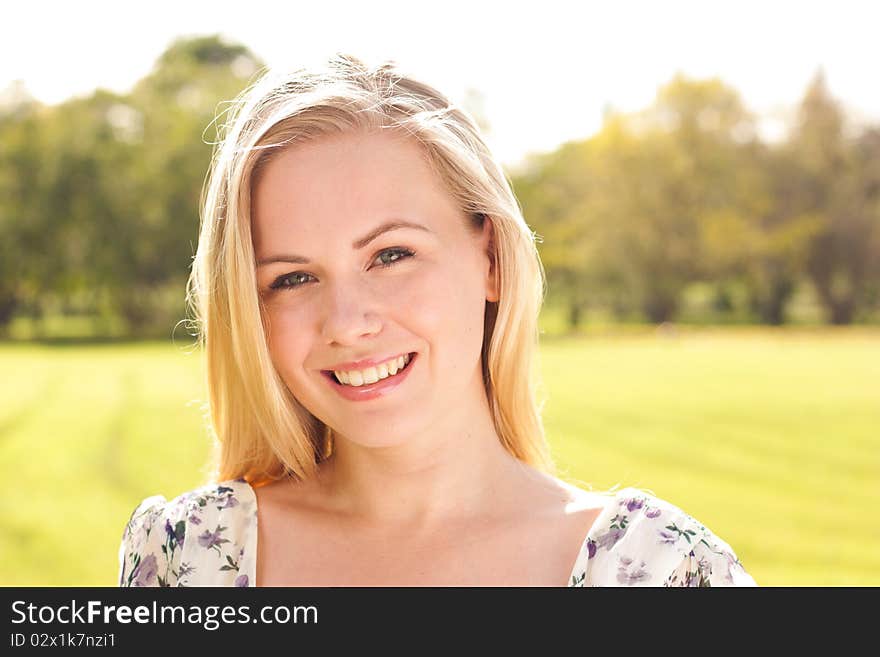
xmin=257 ymin=129 xmax=430 ymax=185
xmin=251 ymin=130 xmax=459 ymax=238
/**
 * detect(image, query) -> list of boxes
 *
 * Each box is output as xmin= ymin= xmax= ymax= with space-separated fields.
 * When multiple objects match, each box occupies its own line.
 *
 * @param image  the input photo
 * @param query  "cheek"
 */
xmin=262 ymin=304 xmax=310 ymax=384
xmin=404 ymin=260 xmax=487 ymax=350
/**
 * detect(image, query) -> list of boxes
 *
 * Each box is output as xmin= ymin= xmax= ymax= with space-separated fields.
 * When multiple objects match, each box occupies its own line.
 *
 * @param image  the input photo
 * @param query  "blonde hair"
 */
xmin=188 ymin=53 xmax=554 ymax=486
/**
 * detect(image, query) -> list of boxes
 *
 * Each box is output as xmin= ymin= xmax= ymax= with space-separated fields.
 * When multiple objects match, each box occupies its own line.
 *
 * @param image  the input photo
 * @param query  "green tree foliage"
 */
xmin=515 ymin=72 xmax=880 ymax=326
xmin=0 ymin=86 xmax=43 ymax=332
xmin=113 ymin=36 xmax=263 ymax=334
xmin=790 ymin=72 xmax=880 ymax=324
xmin=519 ymin=75 xmax=765 ymax=324
xmin=0 ymin=35 xmax=262 ymax=338
xmin=514 ymin=139 xmax=604 ymax=328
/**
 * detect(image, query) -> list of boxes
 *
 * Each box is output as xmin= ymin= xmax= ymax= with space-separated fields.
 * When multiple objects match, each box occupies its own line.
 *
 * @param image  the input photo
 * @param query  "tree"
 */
xmin=605 ymin=76 xmax=759 ymax=323
xmin=0 ymin=87 xmax=44 ymax=333
xmin=516 ymin=75 xmax=762 ymax=325
xmin=515 ymin=139 xmax=606 ymax=329
xmin=792 ymin=71 xmax=880 ymax=324
xmin=0 ymin=35 xmax=265 ymax=337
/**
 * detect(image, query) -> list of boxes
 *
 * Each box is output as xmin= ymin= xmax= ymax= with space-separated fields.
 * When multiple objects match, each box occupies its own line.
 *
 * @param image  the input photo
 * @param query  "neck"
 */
xmin=313 ymin=391 xmax=527 ymax=529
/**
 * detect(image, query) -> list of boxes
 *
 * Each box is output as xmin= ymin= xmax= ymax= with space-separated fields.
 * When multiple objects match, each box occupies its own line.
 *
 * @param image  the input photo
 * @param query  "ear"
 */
xmin=482 ymin=217 xmax=500 ymax=303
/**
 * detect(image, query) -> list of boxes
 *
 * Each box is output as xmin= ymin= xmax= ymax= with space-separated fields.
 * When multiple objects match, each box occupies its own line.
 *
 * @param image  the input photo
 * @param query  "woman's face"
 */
xmin=252 ymin=129 xmax=498 ymax=449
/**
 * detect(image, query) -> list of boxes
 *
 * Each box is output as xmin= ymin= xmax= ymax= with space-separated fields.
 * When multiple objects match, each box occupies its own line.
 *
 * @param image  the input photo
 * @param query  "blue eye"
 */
xmin=374 ymin=246 xmax=415 ymax=269
xmin=270 ymin=271 xmax=313 ymax=290
xmin=269 ymin=247 xmax=415 ymax=291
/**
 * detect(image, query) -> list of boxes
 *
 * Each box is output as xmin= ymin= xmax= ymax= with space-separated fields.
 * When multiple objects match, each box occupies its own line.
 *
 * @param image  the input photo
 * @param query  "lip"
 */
xmin=323 ymin=351 xmax=412 ymax=372
xmin=320 ymin=352 xmax=418 ymax=402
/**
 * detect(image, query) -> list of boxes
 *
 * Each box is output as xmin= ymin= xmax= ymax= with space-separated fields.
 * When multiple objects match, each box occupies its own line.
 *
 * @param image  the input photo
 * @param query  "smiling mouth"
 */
xmin=321 ymin=352 xmax=417 ymax=387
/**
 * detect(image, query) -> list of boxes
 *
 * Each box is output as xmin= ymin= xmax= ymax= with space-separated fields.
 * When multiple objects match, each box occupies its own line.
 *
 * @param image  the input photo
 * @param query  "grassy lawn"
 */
xmin=1 ymin=326 xmax=877 ymax=585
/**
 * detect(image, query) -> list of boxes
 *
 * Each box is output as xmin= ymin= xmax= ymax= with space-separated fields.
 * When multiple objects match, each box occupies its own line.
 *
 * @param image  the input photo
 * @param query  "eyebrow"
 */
xmin=256 ymin=220 xmax=432 ymax=267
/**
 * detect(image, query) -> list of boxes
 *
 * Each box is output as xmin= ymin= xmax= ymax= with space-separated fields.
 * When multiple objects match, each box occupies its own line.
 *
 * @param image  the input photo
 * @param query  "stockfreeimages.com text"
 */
xmin=11 ymin=600 xmax=317 ymax=631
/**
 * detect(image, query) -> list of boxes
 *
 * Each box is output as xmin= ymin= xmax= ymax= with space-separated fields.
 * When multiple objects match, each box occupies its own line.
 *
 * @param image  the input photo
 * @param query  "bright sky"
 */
xmin=2 ymin=0 xmax=878 ymax=168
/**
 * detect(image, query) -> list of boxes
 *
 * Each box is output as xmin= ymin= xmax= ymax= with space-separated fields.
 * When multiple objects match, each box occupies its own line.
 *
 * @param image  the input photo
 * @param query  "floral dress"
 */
xmin=118 ymin=479 xmax=756 ymax=587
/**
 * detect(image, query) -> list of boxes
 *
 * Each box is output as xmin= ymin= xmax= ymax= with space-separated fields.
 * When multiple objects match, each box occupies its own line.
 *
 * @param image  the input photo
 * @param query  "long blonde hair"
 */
xmin=188 ymin=54 xmax=554 ymax=486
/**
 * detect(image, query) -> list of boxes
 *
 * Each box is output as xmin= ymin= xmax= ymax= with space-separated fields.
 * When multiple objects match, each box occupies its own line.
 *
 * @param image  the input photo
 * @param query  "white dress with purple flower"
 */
xmin=118 ymin=479 xmax=756 ymax=587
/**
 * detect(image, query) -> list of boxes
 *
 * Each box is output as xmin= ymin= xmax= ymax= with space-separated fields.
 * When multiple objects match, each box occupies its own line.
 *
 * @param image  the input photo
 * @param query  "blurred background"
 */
xmin=1 ymin=1 xmax=877 ymax=586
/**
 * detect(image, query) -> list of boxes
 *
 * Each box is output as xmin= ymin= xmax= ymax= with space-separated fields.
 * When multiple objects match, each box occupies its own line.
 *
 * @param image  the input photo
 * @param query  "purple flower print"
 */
xmin=165 ymin=519 xmax=185 ymax=544
xmin=645 ymin=507 xmax=661 ymax=519
xmin=221 ymin=495 xmax=239 ymax=509
xmin=132 ymin=554 xmax=158 ymax=587
xmin=624 ymin=498 xmax=644 ymax=513
xmin=234 ymin=574 xmax=249 ymax=587
xmin=616 ymin=555 xmax=650 ymax=585
xmin=188 ymin=513 xmax=202 ymax=525
xmin=658 ymin=529 xmax=677 ymax=544
xmin=687 ymin=558 xmax=712 ymax=587
xmin=197 ymin=530 xmax=217 ymax=548
xmin=617 ymin=569 xmax=650 ymax=585
xmin=698 ymin=557 xmax=713 ymax=579
xmin=586 ymin=539 xmax=597 ymax=559
xmin=595 ymin=527 xmax=626 ymax=550
xmin=197 ymin=526 xmax=230 ymax=550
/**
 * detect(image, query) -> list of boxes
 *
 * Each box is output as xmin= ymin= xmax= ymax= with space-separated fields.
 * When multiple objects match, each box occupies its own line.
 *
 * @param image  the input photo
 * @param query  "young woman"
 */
xmin=118 ymin=54 xmax=756 ymax=587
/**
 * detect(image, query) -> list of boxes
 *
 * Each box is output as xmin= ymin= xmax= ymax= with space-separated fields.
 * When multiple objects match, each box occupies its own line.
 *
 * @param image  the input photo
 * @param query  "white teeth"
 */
xmin=333 ymin=353 xmax=412 ymax=387
xmin=362 ymin=367 xmax=379 ymax=384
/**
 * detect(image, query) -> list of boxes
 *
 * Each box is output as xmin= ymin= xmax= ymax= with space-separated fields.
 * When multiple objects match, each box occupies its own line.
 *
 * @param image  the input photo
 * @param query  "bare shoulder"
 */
xmin=508 ymin=463 xmax=608 ymax=519
xmin=497 ymin=466 xmax=609 ymax=585
xmin=251 ymin=473 xmax=323 ymax=514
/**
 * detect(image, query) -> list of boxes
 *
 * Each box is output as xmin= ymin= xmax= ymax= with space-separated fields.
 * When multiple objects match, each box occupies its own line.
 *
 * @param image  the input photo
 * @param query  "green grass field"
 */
xmin=1 ymin=326 xmax=877 ymax=585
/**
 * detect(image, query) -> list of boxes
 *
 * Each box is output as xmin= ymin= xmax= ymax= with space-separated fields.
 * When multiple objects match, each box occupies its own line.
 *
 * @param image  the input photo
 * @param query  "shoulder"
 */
xmin=118 ymin=479 xmax=255 ymax=587
xmin=580 ymin=486 xmax=757 ymax=587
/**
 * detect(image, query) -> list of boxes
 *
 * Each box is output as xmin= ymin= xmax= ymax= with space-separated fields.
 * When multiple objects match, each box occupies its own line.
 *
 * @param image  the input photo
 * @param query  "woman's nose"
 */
xmin=319 ymin=281 xmax=383 ymax=346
